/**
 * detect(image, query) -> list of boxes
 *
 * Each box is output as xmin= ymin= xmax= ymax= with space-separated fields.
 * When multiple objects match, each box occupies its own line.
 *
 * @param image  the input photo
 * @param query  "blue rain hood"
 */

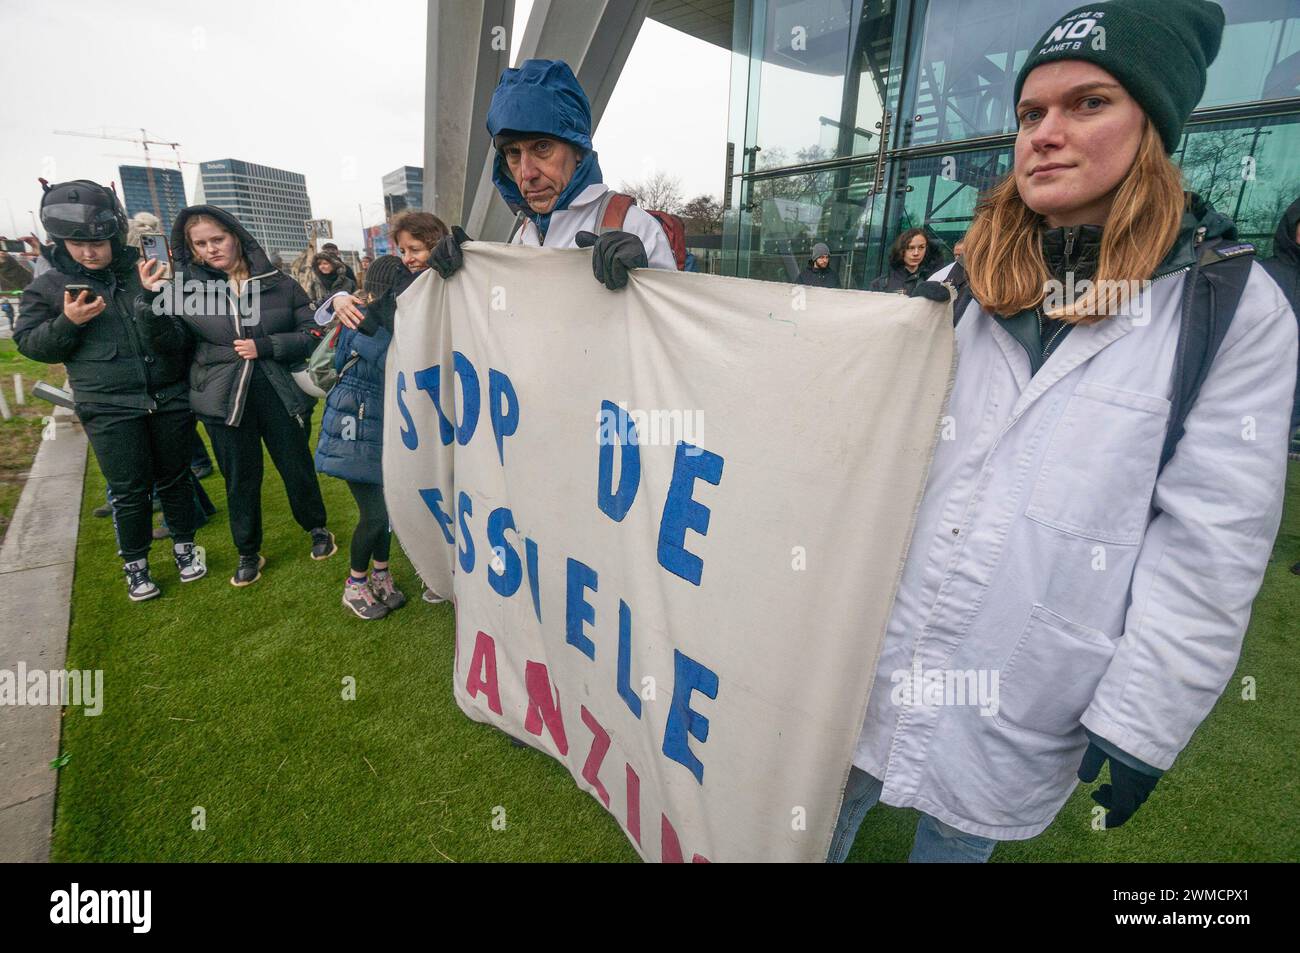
xmin=487 ymin=58 xmax=604 ymax=238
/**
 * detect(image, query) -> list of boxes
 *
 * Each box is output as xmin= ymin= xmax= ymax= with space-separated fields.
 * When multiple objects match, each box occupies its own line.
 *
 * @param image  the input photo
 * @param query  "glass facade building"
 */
xmin=383 ymin=166 xmax=425 ymax=219
xmin=194 ymin=158 xmax=313 ymax=259
xmin=718 ymin=0 xmax=1300 ymax=287
xmin=118 ymin=165 xmax=187 ymax=237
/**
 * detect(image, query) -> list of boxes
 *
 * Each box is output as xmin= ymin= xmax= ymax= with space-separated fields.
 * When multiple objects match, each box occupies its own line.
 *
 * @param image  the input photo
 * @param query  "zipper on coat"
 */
xmin=227 ymin=282 xmax=253 ymax=427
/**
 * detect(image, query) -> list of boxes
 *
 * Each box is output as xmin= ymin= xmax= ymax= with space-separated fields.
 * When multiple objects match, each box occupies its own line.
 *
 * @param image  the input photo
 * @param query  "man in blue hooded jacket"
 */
xmin=431 ymin=59 xmax=677 ymax=288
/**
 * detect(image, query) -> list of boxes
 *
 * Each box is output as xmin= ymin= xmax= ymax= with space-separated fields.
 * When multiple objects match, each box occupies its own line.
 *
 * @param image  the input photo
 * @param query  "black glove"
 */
xmin=1077 ymin=741 xmax=1161 ymax=829
xmin=430 ymin=226 xmax=471 ymax=279
xmin=909 ymin=280 xmax=952 ymax=303
xmin=574 ymin=230 xmax=648 ymax=291
xmin=355 ymin=306 xmax=381 ymax=337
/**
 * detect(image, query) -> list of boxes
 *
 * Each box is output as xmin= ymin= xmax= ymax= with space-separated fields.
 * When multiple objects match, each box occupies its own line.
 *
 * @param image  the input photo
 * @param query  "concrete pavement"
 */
xmin=0 ymin=416 xmax=87 ymax=862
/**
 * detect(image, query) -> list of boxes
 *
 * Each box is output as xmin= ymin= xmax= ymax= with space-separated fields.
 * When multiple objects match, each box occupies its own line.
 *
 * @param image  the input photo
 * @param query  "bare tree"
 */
xmin=680 ymin=195 xmax=723 ymax=234
xmin=618 ymin=171 xmax=685 ymax=214
xmin=1181 ymin=129 xmax=1250 ymax=212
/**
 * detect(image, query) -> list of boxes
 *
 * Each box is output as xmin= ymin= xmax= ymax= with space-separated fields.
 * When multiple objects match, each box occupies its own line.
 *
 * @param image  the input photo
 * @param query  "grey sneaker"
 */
xmin=422 ymin=587 xmax=446 ymax=604
xmin=93 ymin=502 xmax=113 ymax=518
xmin=124 ymin=559 xmax=160 ymax=602
xmin=310 ymin=528 xmax=337 ymax=560
xmin=231 ymin=554 xmax=265 ymax=587
xmin=343 ymin=577 xmax=388 ymax=619
xmin=173 ymin=542 xmax=207 ymax=583
xmin=369 ymin=571 xmax=406 ymax=610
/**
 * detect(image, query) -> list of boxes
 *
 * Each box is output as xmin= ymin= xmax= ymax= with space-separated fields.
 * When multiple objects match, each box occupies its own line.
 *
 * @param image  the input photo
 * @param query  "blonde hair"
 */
xmin=184 ymin=213 xmax=249 ymax=283
xmin=962 ymin=121 xmax=1185 ymax=323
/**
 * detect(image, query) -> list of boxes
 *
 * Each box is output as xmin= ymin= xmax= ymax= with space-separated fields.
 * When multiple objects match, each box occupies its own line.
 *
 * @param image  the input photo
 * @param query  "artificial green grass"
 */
xmin=50 ymin=423 xmax=1300 ymax=862
xmin=51 ymin=420 xmax=638 ymax=862
xmin=0 ymin=340 xmax=60 ymax=544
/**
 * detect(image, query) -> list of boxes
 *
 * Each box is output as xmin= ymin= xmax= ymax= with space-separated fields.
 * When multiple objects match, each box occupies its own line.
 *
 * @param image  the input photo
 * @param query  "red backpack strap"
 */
xmin=647 ymin=210 xmax=688 ymax=270
xmin=598 ymin=191 xmax=636 ymax=233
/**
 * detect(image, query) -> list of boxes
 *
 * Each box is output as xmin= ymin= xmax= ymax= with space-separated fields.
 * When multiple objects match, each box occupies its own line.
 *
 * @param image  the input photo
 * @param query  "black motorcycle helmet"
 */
xmin=39 ymin=179 xmax=128 ymax=242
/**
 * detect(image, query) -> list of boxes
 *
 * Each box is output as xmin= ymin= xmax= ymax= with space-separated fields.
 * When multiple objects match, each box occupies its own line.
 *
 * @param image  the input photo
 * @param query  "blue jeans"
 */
xmin=827 ymin=766 xmax=998 ymax=863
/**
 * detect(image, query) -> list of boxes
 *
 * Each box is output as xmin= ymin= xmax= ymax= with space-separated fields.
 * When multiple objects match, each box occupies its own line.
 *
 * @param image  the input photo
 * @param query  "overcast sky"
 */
xmin=0 ymin=0 xmax=730 ymax=250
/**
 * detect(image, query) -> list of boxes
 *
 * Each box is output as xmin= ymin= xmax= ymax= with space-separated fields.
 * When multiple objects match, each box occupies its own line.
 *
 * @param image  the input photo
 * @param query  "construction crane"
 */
xmin=102 ymin=153 xmax=199 ymax=166
xmin=53 ymin=128 xmax=186 ymax=222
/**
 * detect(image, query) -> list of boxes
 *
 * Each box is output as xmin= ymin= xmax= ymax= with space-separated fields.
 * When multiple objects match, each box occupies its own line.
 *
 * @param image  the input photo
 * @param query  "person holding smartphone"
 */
xmin=140 ymin=204 xmax=335 ymax=587
xmin=0 ymin=235 xmax=40 ymax=291
xmin=14 ymin=179 xmax=205 ymax=601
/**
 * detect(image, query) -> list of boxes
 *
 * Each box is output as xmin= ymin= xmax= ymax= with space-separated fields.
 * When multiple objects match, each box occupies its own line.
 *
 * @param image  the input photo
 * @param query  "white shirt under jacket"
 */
xmin=853 ymin=259 xmax=1297 ymax=840
xmin=508 ymin=183 xmax=678 ymax=271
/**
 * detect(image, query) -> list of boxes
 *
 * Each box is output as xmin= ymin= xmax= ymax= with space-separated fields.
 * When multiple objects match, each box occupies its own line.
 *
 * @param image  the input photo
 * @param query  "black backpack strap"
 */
xmin=1160 ymin=237 xmax=1256 ymax=472
xmin=943 ymin=260 xmax=973 ymax=326
xmin=507 ymin=209 xmax=528 ymax=244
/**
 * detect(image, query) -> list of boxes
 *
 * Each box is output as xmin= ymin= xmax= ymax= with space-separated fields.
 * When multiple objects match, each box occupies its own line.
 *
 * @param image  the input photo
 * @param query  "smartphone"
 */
xmin=139 ymin=233 xmax=171 ymax=267
xmin=2 ymin=239 xmax=25 ymax=253
xmin=65 ymin=284 xmax=99 ymax=304
xmin=32 ymin=381 xmax=75 ymax=410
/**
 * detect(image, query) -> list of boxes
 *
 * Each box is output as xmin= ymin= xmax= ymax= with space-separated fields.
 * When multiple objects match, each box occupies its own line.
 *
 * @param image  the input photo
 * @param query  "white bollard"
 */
xmin=13 ymin=373 xmax=23 ymax=405
xmin=0 ymin=386 xmax=10 ymax=421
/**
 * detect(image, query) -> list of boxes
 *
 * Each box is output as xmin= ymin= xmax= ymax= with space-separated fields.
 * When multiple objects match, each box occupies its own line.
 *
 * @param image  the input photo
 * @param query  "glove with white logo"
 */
xmin=575 ymin=230 xmax=648 ymax=291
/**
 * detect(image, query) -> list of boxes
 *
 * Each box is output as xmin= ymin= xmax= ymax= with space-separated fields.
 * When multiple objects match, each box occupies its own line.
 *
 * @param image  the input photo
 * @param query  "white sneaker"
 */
xmin=124 ymin=559 xmax=160 ymax=602
xmin=173 ymin=542 xmax=207 ymax=583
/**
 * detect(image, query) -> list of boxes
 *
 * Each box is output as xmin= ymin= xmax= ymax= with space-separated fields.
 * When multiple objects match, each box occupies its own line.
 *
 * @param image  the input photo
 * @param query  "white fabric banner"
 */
xmin=383 ymin=244 xmax=953 ymax=862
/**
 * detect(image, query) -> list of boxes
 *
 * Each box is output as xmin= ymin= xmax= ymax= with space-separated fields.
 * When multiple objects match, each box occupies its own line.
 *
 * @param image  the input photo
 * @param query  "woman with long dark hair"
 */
xmin=869 ymin=228 xmax=933 ymax=294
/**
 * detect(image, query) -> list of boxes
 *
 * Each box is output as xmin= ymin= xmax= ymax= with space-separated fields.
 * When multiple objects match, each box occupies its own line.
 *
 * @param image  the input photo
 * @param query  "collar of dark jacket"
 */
xmin=1037 ymin=192 xmax=1236 ymax=286
xmin=1154 ymin=192 xmax=1237 ymax=277
xmin=1040 ymin=223 xmax=1103 ymax=286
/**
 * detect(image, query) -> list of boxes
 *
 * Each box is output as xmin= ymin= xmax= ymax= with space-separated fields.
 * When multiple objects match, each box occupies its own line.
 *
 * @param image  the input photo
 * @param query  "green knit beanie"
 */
xmin=1014 ymin=0 xmax=1225 ymax=153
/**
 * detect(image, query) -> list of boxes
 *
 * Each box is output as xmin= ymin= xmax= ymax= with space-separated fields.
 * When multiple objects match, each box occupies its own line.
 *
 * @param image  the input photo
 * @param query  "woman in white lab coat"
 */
xmin=830 ymin=0 xmax=1297 ymax=862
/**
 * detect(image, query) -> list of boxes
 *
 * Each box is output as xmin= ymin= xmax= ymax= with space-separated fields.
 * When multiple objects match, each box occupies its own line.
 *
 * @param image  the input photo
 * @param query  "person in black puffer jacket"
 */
xmin=15 ymin=180 xmax=205 ymax=601
xmin=139 ymin=205 xmax=335 ymax=587
xmin=869 ymin=227 xmax=935 ymax=294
